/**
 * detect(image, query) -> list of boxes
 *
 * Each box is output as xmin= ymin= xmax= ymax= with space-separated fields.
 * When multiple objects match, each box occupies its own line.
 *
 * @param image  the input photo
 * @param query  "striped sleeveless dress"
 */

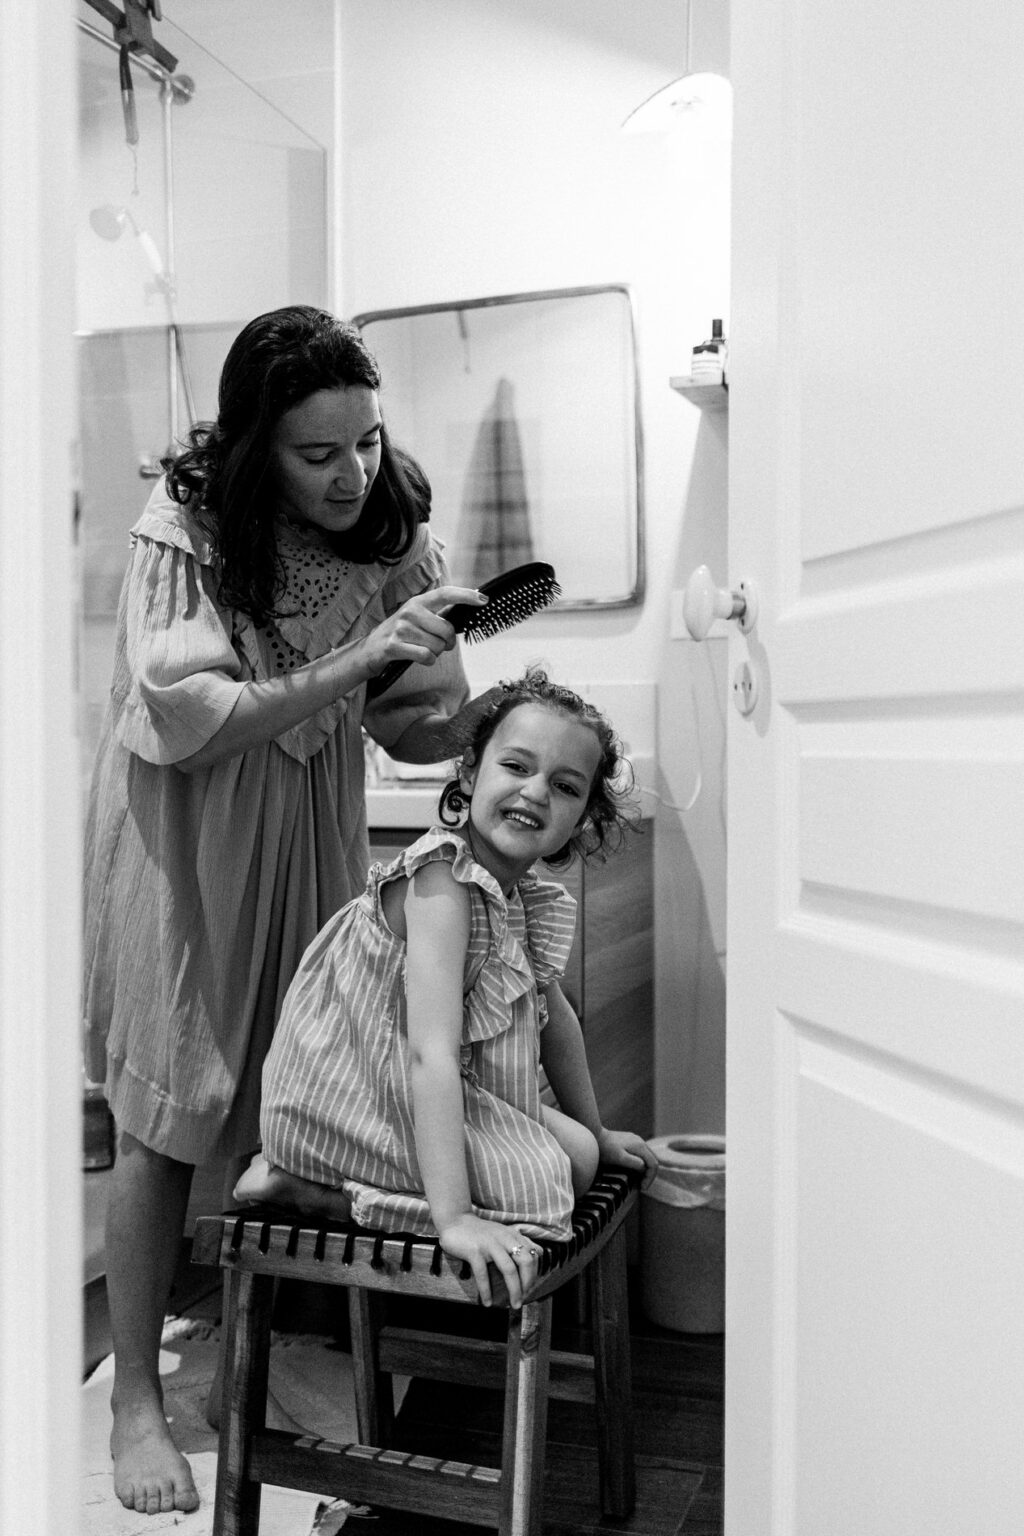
xmin=259 ymin=826 xmax=578 ymax=1241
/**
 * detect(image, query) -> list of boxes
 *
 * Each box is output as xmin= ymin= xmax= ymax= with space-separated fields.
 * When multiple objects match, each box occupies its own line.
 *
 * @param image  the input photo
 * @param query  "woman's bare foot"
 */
xmin=110 ymin=1392 xmax=199 ymax=1515
xmin=233 ymin=1153 xmax=353 ymax=1221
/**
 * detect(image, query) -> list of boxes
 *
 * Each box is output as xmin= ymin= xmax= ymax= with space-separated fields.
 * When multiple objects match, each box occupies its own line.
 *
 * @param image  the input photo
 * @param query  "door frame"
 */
xmin=0 ymin=2 xmax=81 ymax=1528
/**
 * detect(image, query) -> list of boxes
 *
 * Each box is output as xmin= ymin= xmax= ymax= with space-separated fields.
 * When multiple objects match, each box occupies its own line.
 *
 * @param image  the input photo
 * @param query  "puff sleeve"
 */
xmin=393 ymin=829 xmax=577 ymax=1042
xmin=112 ymin=512 xmax=248 ymax=765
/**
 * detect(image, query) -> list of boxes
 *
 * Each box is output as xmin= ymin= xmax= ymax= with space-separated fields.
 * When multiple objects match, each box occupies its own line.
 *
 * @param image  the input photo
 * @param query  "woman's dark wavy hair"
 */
xmin=438 ymin=668 xmax=641 ymax=869
xmin=163 ymin=305 xmax=429 ymax=625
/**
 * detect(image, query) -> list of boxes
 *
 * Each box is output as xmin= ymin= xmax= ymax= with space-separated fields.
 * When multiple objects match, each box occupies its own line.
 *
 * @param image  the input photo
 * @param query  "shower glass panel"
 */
xmin=75 ymin=18 xmax=328 ymax=799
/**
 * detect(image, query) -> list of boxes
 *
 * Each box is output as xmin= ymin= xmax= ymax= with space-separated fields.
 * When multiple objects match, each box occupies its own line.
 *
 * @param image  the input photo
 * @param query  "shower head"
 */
xmin=89 ymin=203 xmax=131 ymax=242
xmin=88 ymin=204 xmax=167 ymax=280
xmin=168 ymin=73 xmax=195 ymax=105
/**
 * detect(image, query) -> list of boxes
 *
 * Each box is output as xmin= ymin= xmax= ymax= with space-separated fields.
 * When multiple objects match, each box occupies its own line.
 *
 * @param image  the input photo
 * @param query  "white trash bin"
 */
xmin=640 ymin=1134 xmax=725 ymax=1333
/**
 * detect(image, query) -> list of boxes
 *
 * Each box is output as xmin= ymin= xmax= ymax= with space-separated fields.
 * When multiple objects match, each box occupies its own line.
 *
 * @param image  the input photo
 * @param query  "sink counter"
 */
xmin=366 ymin=784 xmax=448 ymax=829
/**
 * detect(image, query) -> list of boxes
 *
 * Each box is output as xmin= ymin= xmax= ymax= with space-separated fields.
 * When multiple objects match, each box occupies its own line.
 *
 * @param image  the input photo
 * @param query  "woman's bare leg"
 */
xmin=541 ymin=1105 xmax=599 ymax=1196
xmin=104 ymin=1133 xmax=199 ymax=1516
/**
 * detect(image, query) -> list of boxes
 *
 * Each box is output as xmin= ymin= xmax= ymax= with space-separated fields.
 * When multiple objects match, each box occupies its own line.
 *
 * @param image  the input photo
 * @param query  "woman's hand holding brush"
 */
xmin=361 ymin=586 xmax=488 ymax=683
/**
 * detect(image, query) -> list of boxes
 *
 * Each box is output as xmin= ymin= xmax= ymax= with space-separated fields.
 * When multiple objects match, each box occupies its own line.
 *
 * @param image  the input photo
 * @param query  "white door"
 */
xmin=725 ymin=2 xmax=1024 ymax=1532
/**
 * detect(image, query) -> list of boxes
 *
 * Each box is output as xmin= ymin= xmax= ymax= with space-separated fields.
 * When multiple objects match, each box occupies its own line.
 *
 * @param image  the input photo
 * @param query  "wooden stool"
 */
xmin=192 ymin=1168 xmax=639 ymax=1536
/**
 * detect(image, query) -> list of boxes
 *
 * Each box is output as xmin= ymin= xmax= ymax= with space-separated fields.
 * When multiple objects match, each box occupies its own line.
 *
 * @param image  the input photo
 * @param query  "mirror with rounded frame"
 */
xmin=354 ymin=283 xmax=644 ymax=610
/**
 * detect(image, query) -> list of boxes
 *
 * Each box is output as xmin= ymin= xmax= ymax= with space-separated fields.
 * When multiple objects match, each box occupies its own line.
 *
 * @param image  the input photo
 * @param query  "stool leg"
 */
xmin=348 ymin=1287 xmax=394 ymax=1447
xmin=589 ymin=1223 xmax=636 ymax=1518
xmin=214 ymin=1268 xmax=274 ymax=1536
xmin=499 ymin=1298 xmax=552 ymax=1536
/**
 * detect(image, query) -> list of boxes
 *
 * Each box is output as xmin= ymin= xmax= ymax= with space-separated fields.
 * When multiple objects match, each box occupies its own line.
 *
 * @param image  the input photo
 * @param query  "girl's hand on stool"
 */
xmin=437 ymin=1214 xmax=542 ymax=1309
xmin=596 ymin=1128 xmax=660 ymax=1191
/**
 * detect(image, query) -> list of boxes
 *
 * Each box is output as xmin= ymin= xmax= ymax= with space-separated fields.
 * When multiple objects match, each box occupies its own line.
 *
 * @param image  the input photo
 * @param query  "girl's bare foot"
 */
xmin=233 ymin=1153 xmax=353 ymax=1221
xmin=110 ymin=1393 xmax=199 ymax=1515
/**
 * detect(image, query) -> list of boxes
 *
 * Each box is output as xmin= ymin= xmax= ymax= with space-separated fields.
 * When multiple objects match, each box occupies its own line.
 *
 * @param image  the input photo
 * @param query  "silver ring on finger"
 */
xmin=510 ymin=1243 xmax=524 ymax=1258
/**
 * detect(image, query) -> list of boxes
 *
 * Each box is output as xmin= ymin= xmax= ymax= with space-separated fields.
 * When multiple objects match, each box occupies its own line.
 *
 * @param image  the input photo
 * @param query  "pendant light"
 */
xmin=621 ymin=0 xmax=731 ymax=139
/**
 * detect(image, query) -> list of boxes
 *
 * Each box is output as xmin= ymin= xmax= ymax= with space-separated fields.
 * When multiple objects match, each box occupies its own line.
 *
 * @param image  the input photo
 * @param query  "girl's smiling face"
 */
xmin=462 ymin=703 xmax=602 ymax=889
xmin=271 ymin=385 xmax=382 ymax=534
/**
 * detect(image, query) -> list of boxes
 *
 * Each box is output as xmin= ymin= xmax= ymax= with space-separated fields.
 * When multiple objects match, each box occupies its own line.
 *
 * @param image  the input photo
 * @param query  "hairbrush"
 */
xmin=365 ymin=561 xmax=561 ymax=700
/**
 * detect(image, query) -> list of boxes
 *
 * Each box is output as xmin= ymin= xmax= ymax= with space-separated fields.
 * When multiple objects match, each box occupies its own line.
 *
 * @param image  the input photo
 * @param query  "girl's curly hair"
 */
xmin=162 ymin=305 xmax=429 ymax=626
xmin=438 ymin=668 xmax=641 ymax=869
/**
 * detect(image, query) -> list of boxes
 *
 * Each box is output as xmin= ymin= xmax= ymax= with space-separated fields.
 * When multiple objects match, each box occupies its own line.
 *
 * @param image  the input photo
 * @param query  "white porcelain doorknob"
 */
xmin=683 ymin=565 xmax=759 ymax=639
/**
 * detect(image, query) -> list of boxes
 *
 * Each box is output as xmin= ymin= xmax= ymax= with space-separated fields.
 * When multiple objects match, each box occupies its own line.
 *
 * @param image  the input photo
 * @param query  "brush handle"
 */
xmin=365 ymin=656 xmax=416 ymax=700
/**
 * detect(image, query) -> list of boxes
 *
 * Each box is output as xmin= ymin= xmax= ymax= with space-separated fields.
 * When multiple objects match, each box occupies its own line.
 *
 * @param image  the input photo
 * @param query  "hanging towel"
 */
xmin=456 ymin=376 xmax=535 ymax=587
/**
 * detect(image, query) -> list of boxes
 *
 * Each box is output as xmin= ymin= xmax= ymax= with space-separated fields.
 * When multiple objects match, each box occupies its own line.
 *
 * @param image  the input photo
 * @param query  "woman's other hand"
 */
xmin=436 ymin=1214 xmax=542 ymax=1309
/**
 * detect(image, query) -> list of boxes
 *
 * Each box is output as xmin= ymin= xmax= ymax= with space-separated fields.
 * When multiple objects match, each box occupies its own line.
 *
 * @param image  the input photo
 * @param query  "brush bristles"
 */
xmin=365 ymin=565 xmax=559 ymax=700
xmin=460 ymin=574 xmax=561 ymax=642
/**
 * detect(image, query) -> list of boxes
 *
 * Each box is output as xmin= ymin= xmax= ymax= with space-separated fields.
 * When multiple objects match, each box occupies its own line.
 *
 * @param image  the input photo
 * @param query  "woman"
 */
xmin=83 ymin=305 xmax=488 ymax=1517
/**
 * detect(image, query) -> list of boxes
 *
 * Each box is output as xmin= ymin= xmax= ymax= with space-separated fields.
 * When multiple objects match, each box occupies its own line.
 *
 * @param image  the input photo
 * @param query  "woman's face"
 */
xmin=270 ymin=385 xmax=382 ymax=534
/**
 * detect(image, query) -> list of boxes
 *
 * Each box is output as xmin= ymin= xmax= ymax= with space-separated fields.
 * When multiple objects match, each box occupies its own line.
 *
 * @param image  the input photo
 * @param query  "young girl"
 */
xmin=237 ymin=669 xmax=658 ymax=1307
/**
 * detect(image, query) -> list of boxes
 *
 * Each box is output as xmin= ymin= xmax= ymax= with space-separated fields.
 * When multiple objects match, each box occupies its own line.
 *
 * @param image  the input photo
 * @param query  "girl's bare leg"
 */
xmin=232 ymin=1151 xmax=353 ymax=1220
xmin=104 ymin=1133 xmax=198 ymax=1515
xmin=541 ymin=1104 xmax=599 ymax=1196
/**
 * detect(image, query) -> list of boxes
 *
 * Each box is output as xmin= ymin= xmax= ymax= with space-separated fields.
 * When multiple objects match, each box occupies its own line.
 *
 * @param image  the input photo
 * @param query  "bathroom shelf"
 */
xmin=670 ymin=376 xmax=728 ymax=411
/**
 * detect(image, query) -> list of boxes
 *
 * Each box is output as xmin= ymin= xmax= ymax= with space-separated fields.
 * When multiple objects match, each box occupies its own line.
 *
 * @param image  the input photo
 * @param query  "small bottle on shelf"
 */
xmin=691 ymin=318 xmax=727 ymax=385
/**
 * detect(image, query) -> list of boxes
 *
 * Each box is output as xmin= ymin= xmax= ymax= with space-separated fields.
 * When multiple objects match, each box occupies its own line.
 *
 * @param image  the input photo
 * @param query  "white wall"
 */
xmin=339 ymin=0 xmax=731 ymax=1133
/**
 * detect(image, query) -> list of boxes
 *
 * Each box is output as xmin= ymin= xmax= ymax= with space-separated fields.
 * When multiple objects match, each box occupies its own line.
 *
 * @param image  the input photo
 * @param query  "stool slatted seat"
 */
xmin=192 ymin=1168 xmax=639 ymax=1536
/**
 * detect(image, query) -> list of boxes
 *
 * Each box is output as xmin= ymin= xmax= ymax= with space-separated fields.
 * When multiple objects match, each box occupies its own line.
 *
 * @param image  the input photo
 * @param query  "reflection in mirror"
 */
xmin=354 ymin=284 xmax=644 ymax=610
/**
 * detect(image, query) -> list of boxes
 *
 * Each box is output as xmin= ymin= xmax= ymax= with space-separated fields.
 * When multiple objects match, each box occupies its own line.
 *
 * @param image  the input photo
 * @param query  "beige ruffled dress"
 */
xmin=82 ymin=486 xmax=468 ymax=1164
